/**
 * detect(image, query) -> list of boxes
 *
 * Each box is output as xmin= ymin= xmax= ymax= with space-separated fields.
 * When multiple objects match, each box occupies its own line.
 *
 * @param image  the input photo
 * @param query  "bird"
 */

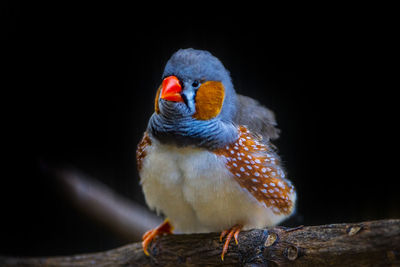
xmin=136 ymin=48 xmax=296 ymax=260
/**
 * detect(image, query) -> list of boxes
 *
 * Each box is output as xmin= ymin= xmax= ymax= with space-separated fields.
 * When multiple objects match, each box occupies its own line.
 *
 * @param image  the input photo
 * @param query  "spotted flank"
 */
xmin=214 ymin=126 xmax=295 ymax=215
xmin=136 ymin=132 xmax=152 ymax=172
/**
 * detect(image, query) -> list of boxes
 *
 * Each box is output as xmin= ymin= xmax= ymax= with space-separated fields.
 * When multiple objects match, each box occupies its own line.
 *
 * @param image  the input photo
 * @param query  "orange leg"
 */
xmin=142 ymin=219 xmax=174 ymax=256
xmin=219 ymin=224 xmax=243 ymax=261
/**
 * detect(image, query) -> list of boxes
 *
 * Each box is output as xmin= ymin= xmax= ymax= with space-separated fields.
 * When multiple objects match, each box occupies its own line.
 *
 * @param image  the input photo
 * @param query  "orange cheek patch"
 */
xmin=193 ymin=81 xmax=225 ymax=120
xmin=154 ymin=85 xmax=161 ymax=114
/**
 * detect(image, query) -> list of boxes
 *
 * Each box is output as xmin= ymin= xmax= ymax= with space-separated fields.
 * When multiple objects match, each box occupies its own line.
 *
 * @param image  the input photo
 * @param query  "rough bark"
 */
xmin=1 ymin=219 xmax=399 ymax=266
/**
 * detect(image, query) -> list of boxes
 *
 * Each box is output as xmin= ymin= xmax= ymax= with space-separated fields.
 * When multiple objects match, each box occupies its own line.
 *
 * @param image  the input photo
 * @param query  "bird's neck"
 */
xmin=147 ymin=113 xmax=238 ymax=150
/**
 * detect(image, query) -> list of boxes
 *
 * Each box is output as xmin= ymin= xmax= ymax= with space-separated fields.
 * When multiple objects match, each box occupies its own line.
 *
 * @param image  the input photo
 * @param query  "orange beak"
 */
xmin=161 ymin=76 xmax=183 ymax=102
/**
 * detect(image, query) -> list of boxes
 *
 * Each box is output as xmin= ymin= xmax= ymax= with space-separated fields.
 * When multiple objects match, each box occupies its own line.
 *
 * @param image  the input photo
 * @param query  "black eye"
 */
xmin=192 ymin=80 xmax=200 ymax=88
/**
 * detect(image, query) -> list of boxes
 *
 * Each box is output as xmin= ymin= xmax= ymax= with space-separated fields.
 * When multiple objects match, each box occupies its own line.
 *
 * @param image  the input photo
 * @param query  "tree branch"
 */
xmin=1 ymin=219 xmax=399 ymax=266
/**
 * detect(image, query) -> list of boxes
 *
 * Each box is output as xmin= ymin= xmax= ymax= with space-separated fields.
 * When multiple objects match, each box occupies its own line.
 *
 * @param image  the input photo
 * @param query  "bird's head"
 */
xmin=148 ymin=48 xmax=238 ymax=149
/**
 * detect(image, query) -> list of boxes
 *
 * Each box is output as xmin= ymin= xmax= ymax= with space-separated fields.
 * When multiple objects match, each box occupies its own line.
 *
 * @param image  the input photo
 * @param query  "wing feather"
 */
xmin=214 ymin=126 xmax=295 ymax=215
xmin=234 ymin=94 xmax=280 ymax=141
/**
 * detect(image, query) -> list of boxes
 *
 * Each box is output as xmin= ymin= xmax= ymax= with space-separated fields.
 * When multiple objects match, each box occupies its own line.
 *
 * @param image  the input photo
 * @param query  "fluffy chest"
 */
xmin=137 ymin=128 xmax=296 ymax=233
xmin=139 ymin=140 xmax=265 ymax=232
xmin=140 ymin=140 xmax=238 ymax=204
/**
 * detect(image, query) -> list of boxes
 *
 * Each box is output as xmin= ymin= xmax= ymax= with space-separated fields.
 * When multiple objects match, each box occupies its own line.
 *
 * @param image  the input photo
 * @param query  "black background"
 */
xmin=2 ymin=2 xmax=398 ymax=257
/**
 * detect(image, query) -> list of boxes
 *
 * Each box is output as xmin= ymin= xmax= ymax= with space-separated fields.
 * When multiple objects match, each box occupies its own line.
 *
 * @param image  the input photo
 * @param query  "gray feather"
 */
xmin=234 ymin=94 xmax=280 ymax=141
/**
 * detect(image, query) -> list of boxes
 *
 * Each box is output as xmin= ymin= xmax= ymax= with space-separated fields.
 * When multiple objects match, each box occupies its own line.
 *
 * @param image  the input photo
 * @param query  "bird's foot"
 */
xmin=142 ymin=219 xmax=173 ymax=256
xmin=219 ymin=224 xmax=243 ymax=261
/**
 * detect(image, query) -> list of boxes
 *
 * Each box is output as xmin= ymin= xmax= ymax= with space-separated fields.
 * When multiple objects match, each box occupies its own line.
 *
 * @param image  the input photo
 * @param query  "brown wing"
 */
xmin=234 ymin=94 xmax=280 ymax=141
xmin=214 ymin=126 xmax=295 ymax=215
xmin=136 ymin=132 xmax=152 ymax=172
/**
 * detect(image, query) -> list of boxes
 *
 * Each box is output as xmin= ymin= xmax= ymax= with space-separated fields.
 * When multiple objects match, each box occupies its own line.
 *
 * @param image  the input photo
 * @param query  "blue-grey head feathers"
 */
xmin=148 ymin=48 xmax=238 ymax=149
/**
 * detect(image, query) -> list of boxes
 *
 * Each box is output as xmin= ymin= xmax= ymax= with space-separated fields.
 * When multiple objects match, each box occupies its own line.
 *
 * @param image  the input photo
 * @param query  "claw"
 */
xmin=219 ymin=229 xmax=229 ymax=242
xmin=233 ymin=227 xmax=241 ymax=245
xmin=142 ymin=229 xmax=153 ymax=241
xmin=142 ymin=219 xmax=173 ymax=256
xmin=219 ymin=224 xmax=243 ymax=261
